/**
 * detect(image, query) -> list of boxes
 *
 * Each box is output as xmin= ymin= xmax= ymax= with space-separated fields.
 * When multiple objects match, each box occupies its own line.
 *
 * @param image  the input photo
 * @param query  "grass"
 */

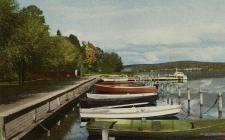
xmin=0 ymin=78 xmax=71 ymax=104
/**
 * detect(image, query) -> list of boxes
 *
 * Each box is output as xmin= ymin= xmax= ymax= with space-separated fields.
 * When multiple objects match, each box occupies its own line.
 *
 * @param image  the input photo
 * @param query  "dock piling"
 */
xmin=47 ymin=102 xmax=51 ymax=113
xmin=178 ymin=85 xmax=180 ymax=105
xmin=33 ymin=108 xmax=37 ymax=123
xmin=170 ymin=83 xmax=173 ymax=105
xmin=102 ymin=129 xmax=109 ymax=140
xmin=0 ymin=116 xmax=6 ymax=140
xmin=167 ymin=83 xmax=169 ymax=104
xmin=218 ymin=92 xmax=222 ymax=119
xmin=199 ymin=88 xmax=203 ymax=119
xmin=187 ymin=85 xmax=190 ymax=116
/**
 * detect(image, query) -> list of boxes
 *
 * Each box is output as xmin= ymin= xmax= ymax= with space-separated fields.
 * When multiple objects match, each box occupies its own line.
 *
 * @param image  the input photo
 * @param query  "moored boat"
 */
xmin=94 ymin=84 xmax=157 ymax=93
xmin=101 ymin=75 xmax=128 ymax=81
xmin=79 ymin=95 xmax=158 ymax=108
xmin=80 ymin=105 xmax=181 ymax=119
xmin=86 ymin=92 xmax=158 ymax=99
xmin=99 ymin=81 xmax=144 ymax=86
xmin=86 ymin=118 xmax=225 ymax=138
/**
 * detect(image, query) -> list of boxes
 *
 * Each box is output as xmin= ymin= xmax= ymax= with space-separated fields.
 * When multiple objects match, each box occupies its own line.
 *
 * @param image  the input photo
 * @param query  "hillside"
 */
xmin=123 ymin=61 xmax=225 ymax=72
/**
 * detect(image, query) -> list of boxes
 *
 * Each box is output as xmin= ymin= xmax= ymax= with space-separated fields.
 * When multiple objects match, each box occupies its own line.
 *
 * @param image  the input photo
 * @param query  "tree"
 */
xmin=83 ymin=41 xmax=103 ymax=73
xmin=57 ymin=29 xmax=62 ymax=36
xmin=99 ymin=52 xmax=123 ymax=73
xmin=0 ymin=0 xmax=20 ymax=49
xmin=7 ymin=5 xmax=50 ymax=85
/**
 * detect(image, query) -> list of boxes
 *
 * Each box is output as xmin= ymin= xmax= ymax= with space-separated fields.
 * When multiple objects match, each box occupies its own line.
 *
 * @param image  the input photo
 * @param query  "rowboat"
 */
xmin=101 ymin=75 xmax=128 ymax=81
xmin=86 ymin=92 xmax=158 ymax=99
xmin=80 ymin=105 xmax=181 ymax=119
xmin=79 ymin=95 xmax=158 ymax=108
xmin=94 ymin=84 xmax=157 ymax=93
xmin=86 ymin=118 xmax=225 ymax=138
xmin=99 ymin=81 xmax=145 ymax=86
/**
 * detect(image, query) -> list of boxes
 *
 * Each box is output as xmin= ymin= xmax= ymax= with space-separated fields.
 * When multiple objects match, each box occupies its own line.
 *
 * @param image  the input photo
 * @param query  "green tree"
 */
xmin=0 ymin=0 xmax=20 ymax=49
xmin=7 ymin=5 xmax=50 ymax=85
xmin=99 ymin=52 xmax=123 ymax=73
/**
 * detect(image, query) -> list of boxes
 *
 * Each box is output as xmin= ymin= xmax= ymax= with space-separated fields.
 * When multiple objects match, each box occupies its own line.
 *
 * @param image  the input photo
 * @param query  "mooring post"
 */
xmin=218 ymin=92 xmax=222 ymax=119
xmin=102 ymin=129 xmax=109 ymax=140
xmin=170 ymin=83 xmax=173 ymax=105
xmin=65 ymin=92 xmax=69 ymax=101
xmin=187 ymin=85 xmax=191 ymax=116
xmin=57 ymin=97 xmax=61 ymax=106
xmin=178 ymin=85 xmax=181 ymax=105
xmin=33 ymin=108 xmax=37 ymax=123
xmin=167 ymin=83 xmax=169 ymax=104
xmin=0 ymin=116 xmax=6 ymax=140
xmin=161 ymin=83 xmax=164 ymax=91
xmin=199 ymin=88 xmax=203 ymax=119
xmin=47 ymin=101 xmax=51 ymax=113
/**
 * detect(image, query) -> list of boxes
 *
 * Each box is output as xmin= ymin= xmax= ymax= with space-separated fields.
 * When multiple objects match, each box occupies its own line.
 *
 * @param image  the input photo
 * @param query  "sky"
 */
xmin=17 ymin=0 xmax=225 ymax=65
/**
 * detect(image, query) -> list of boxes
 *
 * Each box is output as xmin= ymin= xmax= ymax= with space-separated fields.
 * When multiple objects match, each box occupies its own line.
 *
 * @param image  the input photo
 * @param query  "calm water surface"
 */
xmin=38 ymin=71 xmax=225 ymax=140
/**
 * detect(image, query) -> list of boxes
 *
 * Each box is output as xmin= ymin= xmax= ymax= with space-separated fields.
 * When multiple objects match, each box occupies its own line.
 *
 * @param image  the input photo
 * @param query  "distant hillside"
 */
xmin=123 ymin=61 xmax=225 ymax=72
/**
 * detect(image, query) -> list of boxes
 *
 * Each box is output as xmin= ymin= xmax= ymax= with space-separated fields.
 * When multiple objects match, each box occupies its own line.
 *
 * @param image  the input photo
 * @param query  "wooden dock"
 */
xmin=0 ymin=75 xmax=100 ymax=140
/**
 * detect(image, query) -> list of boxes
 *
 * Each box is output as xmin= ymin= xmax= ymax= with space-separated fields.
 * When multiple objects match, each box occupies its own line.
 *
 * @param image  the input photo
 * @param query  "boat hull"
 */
xmin=80 ymin=105 xmax=181 ymax=119
xmin=86 ymin=119 xmax=225 ymax=138
xmin=86 ymin=92 xmax=158 ymax=99
xmin=79 ymin=95 xmax=158 ymax=108
xmin=94 ymin=84 xmax=157 ymax=93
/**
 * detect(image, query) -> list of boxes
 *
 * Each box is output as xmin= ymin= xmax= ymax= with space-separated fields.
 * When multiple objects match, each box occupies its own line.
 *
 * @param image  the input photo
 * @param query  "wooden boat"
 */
xmin=79 ymin=95 xmax=158 ymax=108
xmin=99 ymin=81 xmax=145 ymax=86
xmin=86 ymin=92 xmax=158 ymax=99
xmin=94 ymin=84 xmax=157 ymax=93
xmin=86 ymin=118 xmax=225 ymax=138
xmin=80 ymin=105 xmax=181 ymax=119
xmin=101 ymin=75 xmax=128 ymax=81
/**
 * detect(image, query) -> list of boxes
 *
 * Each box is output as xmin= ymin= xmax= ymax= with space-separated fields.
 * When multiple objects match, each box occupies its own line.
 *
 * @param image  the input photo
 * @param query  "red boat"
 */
xmin=94 ymin=84 xmax=157 ymax=93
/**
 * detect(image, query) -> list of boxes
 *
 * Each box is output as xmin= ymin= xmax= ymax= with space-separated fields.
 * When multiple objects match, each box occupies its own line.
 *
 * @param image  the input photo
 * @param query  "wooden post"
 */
xmin=170 ymin=83 xmax=173 ymax=105
xmin=57 ymin=120 xmax=61 ymax=125
xmin=218 ymin=92 xmax=222 ymax=119
xmin=0 ymin=116 xmax=6 ymax=140
xmin=187 ymin=85 xmax=190 ymax=116
xmin=199 ymin=88 xmax=203 ymax=119
xmin=57 ymin=97 xmax=61 ymax=106
xmin=33 ymin=108 xmax=37 ymax=123
xmin=161 ymin=83 xmax=164 ymax=91
xmin=65 ymin=93 xmax=69 ymax=101
xmin=178 ymin=85 xmax=181 ymax=105
xmin=167 ymin=83 xmax=169 ymax=104
xmin=102 ymin=129 xmax=109 ymax=140
xmin=47 ymin=102 xmax=51 ymax=113
xmin=73 ymin=91 xmax=75 ymax=97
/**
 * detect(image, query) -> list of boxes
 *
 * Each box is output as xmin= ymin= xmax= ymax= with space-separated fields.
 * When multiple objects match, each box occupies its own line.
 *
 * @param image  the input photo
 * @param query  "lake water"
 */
xmin=38 ymin=71 xmax=225 ymax=140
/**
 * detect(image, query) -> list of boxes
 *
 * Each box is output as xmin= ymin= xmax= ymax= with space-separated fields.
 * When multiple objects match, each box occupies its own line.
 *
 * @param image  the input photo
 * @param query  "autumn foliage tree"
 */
xmin=83 ymin=41 xmax=103 ymax=73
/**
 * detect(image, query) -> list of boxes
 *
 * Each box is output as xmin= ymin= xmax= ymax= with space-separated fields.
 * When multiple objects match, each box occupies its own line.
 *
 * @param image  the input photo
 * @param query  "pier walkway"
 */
xmin=0 ymin=75 xmax=100 ymax=140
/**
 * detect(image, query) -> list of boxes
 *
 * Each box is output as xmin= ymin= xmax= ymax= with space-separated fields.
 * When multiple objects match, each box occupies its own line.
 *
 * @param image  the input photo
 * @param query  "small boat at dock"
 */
xmin=79 ymin=95 xmax=158 ymax=108
xmin=80 ymin=105 xmax=181 ymax=119
xmin=94 ymin=84 xmax=157 ymax=93
xmin=86 ymin=92 xmax=158 ymax=99
xmin=86 ymin=118 xmax=225 ymax=138
xmin=99 ymin=81 xmax=144 ymax=86
xmin=101 ymin=75 xmax=128 ymax=81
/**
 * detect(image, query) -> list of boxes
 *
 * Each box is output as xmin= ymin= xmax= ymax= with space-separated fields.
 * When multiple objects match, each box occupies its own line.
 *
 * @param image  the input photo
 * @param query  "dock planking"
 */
xmin=0 ymin=75 xmax=100 ymax=140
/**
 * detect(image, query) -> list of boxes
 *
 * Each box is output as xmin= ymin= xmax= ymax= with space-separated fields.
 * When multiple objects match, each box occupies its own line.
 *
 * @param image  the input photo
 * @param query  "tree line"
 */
xmin=0 ymin=0 xmax=123 ymax=84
